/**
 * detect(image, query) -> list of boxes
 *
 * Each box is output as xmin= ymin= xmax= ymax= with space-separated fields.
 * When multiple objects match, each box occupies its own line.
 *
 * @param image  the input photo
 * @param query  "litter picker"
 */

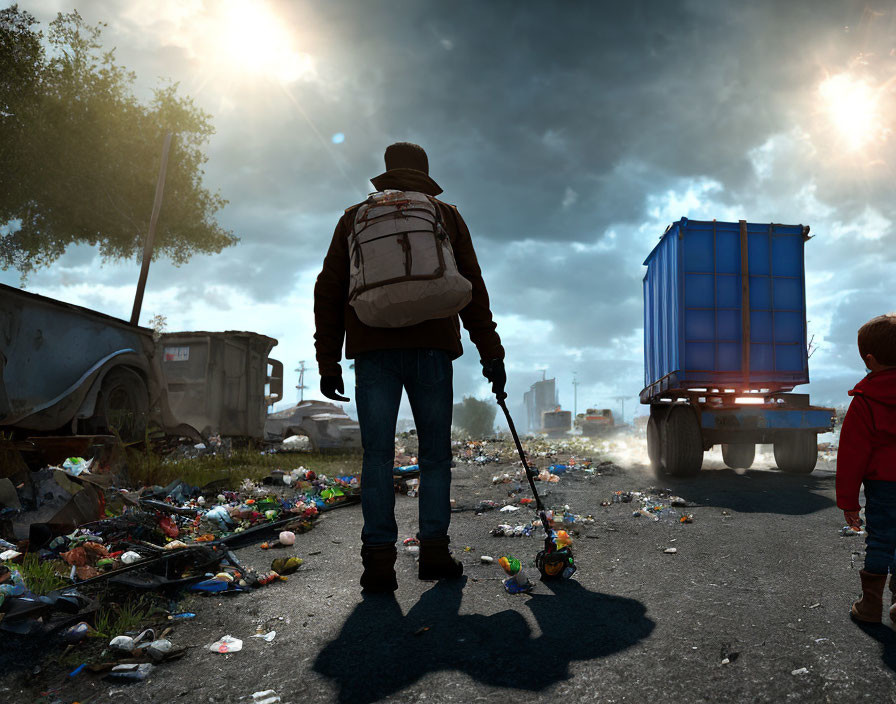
xmin=496 ymin=398 xmax=576 ymax=580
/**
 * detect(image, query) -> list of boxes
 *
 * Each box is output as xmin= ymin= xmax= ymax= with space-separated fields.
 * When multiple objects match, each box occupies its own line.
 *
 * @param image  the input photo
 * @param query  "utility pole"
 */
xmin=572 ymin=372 xmax=579 ymax=417
xmin=131 ymin=132 xmax=173 ymax=326
xmin=295 ymin=361 xmax=307 ymax=403
xmin=613 ymin=395 xmax=628 ymax=424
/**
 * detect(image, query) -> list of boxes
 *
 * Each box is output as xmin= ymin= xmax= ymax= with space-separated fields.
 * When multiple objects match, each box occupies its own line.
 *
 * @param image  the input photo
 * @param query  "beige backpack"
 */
xmin=347 ymin=190 xmax=473 ymax=328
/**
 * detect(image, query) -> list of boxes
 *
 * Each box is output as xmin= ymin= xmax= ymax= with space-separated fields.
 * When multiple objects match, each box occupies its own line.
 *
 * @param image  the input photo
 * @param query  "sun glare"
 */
xmin=818 ymin=73 xmax=879 ymax=150
xmin=215 ymin=0 xmax=312 ymax=84
xmin=132 ymin=0 xmax=315 ymax=86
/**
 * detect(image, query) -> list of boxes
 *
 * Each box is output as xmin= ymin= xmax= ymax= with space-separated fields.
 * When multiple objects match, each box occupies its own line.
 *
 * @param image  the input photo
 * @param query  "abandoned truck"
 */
xmin=0 ymin=284 xmax=283 ymax=444
xmin=641 ymin=218 xmax=835 ymax=478
xmin=0 ymin=283 xmax=178 ymax=442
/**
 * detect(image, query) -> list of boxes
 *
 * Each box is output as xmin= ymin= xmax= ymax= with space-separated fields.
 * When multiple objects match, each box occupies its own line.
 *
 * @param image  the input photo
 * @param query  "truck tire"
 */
xmin=661 ymin=406 xmax=703 ymax=478
xmin=722 ymin=443 xmax=755 ymax=469
xmin=94 ymin=367 xmax=149 ymax=442
xmin=647 ymin=413 xmax=662 ymax=475
xmin=774 ymin=432 xmax=818 ymax=474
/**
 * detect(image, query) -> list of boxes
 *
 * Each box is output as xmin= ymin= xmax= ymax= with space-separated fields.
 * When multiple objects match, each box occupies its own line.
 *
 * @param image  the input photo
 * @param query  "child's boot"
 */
xmin=851 ymin=570 xmax=887 ymax=622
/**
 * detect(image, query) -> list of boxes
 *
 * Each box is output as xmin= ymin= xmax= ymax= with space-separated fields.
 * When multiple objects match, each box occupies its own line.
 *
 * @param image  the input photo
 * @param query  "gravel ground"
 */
xmin=2 ymin=439 xmax=895 ymax=704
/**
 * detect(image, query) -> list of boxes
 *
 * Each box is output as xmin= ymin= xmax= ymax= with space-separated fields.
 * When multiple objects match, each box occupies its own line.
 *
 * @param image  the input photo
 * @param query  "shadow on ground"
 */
xmin=313 ymin=577 xmax=655 ymax=704
xmin=856 ymin=620 xmax=896 ymax=674
xmin=668 ymin=467 xmax=835 ymax=515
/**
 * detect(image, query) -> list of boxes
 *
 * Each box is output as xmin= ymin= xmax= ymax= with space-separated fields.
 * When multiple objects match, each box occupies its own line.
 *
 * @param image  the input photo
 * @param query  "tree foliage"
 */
xmin=0 ymin=5 xmax=237 ymax=274
xmin=452 ymin=396 xmax=497 ymax=438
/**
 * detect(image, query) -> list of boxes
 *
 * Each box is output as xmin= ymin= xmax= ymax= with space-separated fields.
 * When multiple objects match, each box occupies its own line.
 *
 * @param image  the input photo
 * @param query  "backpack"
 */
xmin=347 ymin=189 xmax=473 ymax=328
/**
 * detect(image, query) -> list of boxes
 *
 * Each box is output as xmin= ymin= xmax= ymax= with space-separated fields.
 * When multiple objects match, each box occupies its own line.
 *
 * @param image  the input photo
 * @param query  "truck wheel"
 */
xmin=722 ymin=443 xmax=755 ymax=469
xmin=661 ymin=406 xmax=703 ymax=478
xmin=647 ymin=413 xmax=662 ymax=476
xmin=774 ymin=432 xmax=818 ymax=474
xmin=94 ymin=368 xmax=149 ymax=442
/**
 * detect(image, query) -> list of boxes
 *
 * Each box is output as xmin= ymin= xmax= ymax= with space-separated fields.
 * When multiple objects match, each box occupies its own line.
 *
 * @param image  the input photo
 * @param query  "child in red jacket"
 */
xmin=836 ymin=313 xmax=896 ymax=623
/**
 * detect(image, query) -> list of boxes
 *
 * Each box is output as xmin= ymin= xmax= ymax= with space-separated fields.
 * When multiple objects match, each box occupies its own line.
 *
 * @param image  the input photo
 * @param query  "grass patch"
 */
xmin=123 ymin=448 xmax=363 ymax=489
xmin=91 ymin=594 xmax=163 ymax=640
xmin=2 ymin=554 xmax=67 ymax=595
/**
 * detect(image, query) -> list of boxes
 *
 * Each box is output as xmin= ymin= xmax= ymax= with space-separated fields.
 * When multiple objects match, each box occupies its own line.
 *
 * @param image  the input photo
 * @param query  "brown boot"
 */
xmin=418 ymin=536 xmax=463 ymax=580
xmin=360 ymin=544 xmax=397 ymax=593
xmin=851 ymin=570 xmax=887 ymax=623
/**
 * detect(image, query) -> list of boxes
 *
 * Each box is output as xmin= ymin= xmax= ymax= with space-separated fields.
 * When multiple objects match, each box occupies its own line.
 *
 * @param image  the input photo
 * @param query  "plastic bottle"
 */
xmin=498 ymin=555 xmax=532 ymax=594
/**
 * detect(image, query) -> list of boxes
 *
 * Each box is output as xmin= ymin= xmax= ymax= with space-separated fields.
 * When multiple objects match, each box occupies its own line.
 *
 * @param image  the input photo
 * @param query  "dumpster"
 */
xmin=159 ymin=331 xmax=283 ymax=440
xmin=641 ymin=218 xmax=835 ymax=477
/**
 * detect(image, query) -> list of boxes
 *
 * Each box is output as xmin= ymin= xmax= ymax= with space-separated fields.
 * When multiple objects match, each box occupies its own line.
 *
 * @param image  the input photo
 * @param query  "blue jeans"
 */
xmin=355 ymin=348 xmax=454 ymax=545
xmin=863 ymin=480 xmax=896 ymax=574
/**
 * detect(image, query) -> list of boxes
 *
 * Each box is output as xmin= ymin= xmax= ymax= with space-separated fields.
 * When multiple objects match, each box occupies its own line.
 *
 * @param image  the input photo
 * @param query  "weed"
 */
xmin=91 ymin=594 xmax=162 ymax=639
xmin=2 ymin=554 xmax=67 ymax=595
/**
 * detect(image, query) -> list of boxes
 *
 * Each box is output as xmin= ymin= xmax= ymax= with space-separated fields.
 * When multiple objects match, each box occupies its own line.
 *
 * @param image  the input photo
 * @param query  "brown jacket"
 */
xmin=313 ymin=170 xmax=504 ymax=377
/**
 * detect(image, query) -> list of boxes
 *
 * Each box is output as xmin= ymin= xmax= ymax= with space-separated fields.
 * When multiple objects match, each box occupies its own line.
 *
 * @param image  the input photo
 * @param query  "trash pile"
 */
xmin=601 ymin=487 xmax=694 ymax=524
xmin=455 ymin=440 xmax=503 ymax=465
xmin=0 ymin=461 xmax=360 ymax=637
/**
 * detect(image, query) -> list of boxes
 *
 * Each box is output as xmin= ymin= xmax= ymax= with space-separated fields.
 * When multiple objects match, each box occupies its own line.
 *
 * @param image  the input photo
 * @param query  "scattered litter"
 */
xmin=791 ymin=667 xmax=809 ymax=676
xmin=663 ymin=547 xmax=678 ymax=554
xmin=210 ymin=635 xmax=243 ymax=653
xmin=251 ymin=630 xmax=276 ymax=642
xmin=490 ymin=524 xmax=535 ymax=537
xmin=839 ymin=525 xmax=865 ymax=537
xmin=480 ymin=555 xmax=494 ymax=564
xmin=106 ymin=663 xmax=154 ymax=682
xmin=499 ymin=505 xmax=520 ymax=513
xmin=499 ymin=555 xmax=533 ymax=594
xmin=62 ymin=457 xmax=93 ymax=476
xmin=252 ymin=691 xmax=282 ymax=704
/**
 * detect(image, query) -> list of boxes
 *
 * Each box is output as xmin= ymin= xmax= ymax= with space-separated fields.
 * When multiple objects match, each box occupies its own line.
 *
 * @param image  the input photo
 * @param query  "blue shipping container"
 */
xmin=641 ymin=218 xmax=809 ymax=401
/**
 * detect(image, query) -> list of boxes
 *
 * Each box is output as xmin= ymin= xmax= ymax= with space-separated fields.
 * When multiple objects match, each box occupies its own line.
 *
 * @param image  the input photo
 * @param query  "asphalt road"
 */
xmin=4 ymin=442 xmax=896 ymax=704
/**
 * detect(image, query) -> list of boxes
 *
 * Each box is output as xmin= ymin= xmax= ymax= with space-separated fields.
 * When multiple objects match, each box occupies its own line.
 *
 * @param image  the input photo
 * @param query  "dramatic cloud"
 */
xmin=4 ymin=0 xmax=895 ymax=424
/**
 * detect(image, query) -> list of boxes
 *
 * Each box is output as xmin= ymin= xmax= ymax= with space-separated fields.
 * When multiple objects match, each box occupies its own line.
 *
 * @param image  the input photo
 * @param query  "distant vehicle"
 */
xmin=575 ymin=408 xmax=615 ymax=436
xmin=541 ymin=408 xmax=571 ymax=437
xmin=641 ymin=218 xmax=835 ymax=477
xmin=265 ymin=400 xmax=362 ymax=452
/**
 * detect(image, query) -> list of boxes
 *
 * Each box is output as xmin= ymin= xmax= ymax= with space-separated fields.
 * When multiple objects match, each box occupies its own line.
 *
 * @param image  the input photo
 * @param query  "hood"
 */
xmin=851 ymin=368 xmax=896 ymax=406
xmin=369 ymin=167 xmax=443 ymax=197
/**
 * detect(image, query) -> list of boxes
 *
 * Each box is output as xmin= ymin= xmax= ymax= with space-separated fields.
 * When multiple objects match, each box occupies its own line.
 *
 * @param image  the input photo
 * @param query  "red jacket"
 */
xmin=836 ymin=368 xmax=896 ymax=511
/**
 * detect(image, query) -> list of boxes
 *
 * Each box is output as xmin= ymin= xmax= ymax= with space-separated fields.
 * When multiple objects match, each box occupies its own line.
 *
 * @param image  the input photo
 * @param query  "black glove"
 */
xmin=481 ymin=359 xmax=507 ymax=400
xmin=321 ymin=375 xmax=350 ymax=402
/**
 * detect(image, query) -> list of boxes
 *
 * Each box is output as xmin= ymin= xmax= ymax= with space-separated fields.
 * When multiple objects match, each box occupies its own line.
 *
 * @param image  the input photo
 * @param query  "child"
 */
xmin=836 ymin=313 xmax=896 ymax=623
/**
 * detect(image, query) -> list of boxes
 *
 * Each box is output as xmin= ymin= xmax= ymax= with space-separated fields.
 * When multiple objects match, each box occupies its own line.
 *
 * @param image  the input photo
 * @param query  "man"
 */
xmin=313 ymin=142 xmax=506 ymax=592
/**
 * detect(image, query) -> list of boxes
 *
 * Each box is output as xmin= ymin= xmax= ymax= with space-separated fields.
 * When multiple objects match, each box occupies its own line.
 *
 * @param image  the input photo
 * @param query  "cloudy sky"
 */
xmin=4 ymin=0 xmax=896 ymax=424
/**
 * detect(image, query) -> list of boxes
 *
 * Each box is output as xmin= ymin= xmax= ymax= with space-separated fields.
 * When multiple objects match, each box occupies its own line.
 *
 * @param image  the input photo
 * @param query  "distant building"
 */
xmin=524 ymin=378 xmax=558 ymax=432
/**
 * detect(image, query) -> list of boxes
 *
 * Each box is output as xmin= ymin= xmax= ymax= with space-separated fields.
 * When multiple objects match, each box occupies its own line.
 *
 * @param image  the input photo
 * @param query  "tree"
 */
xmin=0 ymin=6 xmax=237 ymax=275
xmin=452 ymin=396 xmax=497 ymax=438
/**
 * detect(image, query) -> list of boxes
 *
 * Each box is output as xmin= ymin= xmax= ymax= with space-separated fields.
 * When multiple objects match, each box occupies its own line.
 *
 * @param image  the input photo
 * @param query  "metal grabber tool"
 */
xmin=496 ymin=398 xmax=577 ymax=580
